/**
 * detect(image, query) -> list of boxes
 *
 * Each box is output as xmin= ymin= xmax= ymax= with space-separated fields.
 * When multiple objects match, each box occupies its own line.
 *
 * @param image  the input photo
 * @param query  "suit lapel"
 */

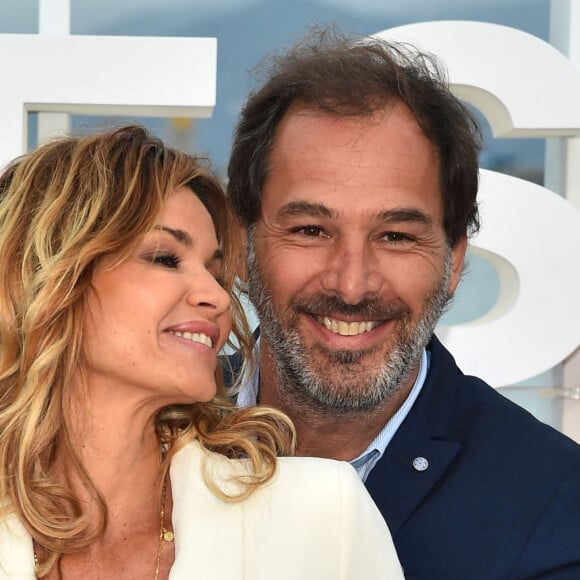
xmin=365 ymin=410 xmax=460 ymax=535
xmin=365 ymin=336 xmax=464 ymax=537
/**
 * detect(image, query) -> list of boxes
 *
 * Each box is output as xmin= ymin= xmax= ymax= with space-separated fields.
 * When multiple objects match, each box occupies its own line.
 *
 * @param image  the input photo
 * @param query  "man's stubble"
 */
xmin=246 ymin=227 xmax=453 ymax=420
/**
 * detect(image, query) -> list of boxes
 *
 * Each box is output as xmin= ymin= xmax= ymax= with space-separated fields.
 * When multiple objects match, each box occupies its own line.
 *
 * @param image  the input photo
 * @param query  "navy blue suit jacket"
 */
xmin=227 ymin=335 xmax=580 ymax=579
xmin=366 ymin=336 xmax=580 ymax=579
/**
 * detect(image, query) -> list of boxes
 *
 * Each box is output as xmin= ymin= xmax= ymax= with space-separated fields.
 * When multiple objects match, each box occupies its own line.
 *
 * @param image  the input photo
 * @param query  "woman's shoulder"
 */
xmin=170 ymin=440 xmax=404 ymax=579
xmin=243 ymin=455 xmax=404 ymax=579
xmin=172 ymin=440 xmax=366 ymax=510
xmin=270 ymin=454 xmax=362 ymax=497
xmin=173 ymin=439 xmax=358 ymax=490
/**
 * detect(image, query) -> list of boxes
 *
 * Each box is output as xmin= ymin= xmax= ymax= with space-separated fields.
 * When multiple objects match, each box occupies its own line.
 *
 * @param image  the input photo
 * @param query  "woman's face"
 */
xmin=83 ymin=186 xmax=232 ymax=407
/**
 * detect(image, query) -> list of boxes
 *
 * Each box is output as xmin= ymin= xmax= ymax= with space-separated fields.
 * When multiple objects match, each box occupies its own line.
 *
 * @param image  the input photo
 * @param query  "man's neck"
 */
xmin=258 ymin=347 xmax=416 ymax=462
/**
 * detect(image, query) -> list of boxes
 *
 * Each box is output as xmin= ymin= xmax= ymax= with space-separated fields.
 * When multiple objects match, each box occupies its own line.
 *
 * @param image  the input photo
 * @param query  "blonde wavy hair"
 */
xmin=0 ymin=125 xmax=294 ymax=574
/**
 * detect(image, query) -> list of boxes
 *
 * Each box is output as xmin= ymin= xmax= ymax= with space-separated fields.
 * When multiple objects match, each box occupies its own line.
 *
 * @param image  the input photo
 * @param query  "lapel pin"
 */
xmin=412 ymin=456 xmax=429 ymax=472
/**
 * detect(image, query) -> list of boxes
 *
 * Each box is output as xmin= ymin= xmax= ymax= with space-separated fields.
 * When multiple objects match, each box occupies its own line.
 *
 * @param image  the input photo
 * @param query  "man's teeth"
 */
xmin=317 ymin=317 xmax=380 ymax=336
xmin=169 ymin=331 xmax=213 ymax=347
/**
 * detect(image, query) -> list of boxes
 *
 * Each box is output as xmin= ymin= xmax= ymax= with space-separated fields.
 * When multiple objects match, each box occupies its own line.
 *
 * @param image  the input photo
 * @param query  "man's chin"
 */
xmin=302 ymin=351 xmax=386 ymax=384
xmin=309 ymin=337 xmax=387 ymax=365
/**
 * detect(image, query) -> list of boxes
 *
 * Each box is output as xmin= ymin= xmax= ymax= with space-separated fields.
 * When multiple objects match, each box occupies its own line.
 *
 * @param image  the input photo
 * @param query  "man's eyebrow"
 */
xmin=276 ymin=202 xmax=433 ymax=226
xmin=276 ymin=201 xmax=336 ymax=220
xmin=155 ymin=225 xmax=193 ymax=247
xmin=376 ymin=208 xmax=434 ymax=226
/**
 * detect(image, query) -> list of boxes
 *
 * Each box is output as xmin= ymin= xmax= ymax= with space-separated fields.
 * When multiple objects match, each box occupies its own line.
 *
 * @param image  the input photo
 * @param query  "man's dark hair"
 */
xmin=227 ymin=28 xmax=482 ymax=247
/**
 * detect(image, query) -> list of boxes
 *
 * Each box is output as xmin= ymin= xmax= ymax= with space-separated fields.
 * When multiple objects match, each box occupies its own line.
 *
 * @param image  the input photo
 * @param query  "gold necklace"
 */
xmin=155 ymin=478 xmax=175 ymax=580
xmin=33 ymin=479 xmax=174 ymax=580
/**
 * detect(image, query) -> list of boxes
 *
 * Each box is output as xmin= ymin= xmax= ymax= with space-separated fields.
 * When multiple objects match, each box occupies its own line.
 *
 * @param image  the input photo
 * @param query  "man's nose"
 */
xmin=320 ymin=239 xmax=383 ymax=305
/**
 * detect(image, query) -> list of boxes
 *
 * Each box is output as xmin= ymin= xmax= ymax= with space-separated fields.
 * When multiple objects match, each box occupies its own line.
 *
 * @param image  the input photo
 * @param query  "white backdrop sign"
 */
xmin=438 ymin=170 xmax=580 ymax=386
xmin=0 ymin=34 xmax=217 ymax=170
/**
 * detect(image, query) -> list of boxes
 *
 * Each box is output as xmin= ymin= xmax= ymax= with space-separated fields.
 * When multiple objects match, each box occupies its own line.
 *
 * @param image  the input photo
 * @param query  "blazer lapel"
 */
xmin=365 ymin=410 xmax=460 ymax=536
xmin=366 ymin=336 xmax=464 ymax=537
xmin=169 ymin=442 xmax=245 ymax=580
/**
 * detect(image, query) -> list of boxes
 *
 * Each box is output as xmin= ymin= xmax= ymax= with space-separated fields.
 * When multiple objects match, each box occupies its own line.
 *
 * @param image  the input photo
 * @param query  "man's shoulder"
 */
xmin=456 ymin=376 xmax=579 ymax=459
xmin=387 ymin=363 xmax=580 ymax=578
xmin=420 ymin=335 xmax=580 ymax=465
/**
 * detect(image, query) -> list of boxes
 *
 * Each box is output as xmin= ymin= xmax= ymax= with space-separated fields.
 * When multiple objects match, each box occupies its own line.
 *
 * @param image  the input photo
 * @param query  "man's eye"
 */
xmin=151 ymin=253 xmax=181 ymax=268
xmin=381 ymin=232 xmax=414 ymax=243
xmin=291 ymin=225 xmax=325 ymax=237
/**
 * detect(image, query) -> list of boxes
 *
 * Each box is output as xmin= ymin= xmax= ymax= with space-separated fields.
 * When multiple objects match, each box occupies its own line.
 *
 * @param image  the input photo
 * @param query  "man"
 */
xmin=227 ymin=29 xmax=580 ymax=578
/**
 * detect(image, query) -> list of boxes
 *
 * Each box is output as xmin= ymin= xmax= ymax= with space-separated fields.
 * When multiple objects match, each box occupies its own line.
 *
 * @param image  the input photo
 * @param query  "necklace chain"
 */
xmin=33 ymin=478 xmax=174 ymax=580
xmin=155 ymin=477 xmax=174 ymax=580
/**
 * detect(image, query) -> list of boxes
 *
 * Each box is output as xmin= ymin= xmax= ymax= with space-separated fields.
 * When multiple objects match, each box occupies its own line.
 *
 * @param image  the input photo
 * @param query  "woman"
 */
xmin=0 ymin=125 xmax=403 ymax=579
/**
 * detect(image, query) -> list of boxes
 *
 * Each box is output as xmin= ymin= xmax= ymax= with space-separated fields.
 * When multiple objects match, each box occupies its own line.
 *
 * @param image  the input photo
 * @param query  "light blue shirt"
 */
xmin=236 ymin=337 xmax=430 ymax=482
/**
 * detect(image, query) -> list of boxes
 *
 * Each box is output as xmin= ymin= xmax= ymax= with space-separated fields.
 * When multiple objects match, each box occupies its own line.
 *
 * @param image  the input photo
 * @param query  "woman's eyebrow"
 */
xmin=155 ymin=226 xmax=224 ymax=262
xmin=155 ymin=225 xmax=193 ymax=247
xmin=155 ymin=225 xmax=223 ymax=262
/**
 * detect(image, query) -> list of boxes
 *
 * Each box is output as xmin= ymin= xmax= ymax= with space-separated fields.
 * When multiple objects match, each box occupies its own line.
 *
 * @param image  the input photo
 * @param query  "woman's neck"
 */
xmin=63 ymin=381 xmax=167 ymax=541
xmin=42 ymin=382 xmax=176 ymax=578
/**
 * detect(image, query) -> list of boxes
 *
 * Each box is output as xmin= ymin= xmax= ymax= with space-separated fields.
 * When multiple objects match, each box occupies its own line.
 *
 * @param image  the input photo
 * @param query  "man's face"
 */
xmin=249 ymin=103 xmax=466 ymax=416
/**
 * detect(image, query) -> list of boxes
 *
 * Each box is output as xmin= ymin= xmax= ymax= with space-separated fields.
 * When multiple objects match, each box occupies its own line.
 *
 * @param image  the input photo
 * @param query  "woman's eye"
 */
xmin=151 ymin=253 xmax=181 ymax=268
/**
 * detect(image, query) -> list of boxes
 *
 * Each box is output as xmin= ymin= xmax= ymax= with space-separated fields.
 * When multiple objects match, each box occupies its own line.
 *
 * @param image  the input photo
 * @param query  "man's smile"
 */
xmin=315 ymin=316 xmax=382 ymax=336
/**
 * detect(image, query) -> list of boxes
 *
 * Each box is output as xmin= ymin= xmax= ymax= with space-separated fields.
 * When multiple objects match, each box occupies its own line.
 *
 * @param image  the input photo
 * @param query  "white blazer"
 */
xmin=0 ymin=441 xmax=403 ymax=579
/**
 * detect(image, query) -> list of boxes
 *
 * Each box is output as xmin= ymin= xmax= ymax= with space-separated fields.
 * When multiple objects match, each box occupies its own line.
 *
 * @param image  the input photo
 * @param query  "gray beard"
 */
xmin=246 ymin=227 xmax=452 ymax=419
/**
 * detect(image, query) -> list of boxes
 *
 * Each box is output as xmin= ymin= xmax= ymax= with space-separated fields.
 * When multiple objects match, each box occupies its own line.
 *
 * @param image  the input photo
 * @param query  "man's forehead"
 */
xmin=269 ymin=104 xmax=439 ymax=180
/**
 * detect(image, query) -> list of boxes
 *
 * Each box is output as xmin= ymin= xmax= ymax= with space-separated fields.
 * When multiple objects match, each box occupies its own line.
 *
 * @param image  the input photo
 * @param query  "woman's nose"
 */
xmin=186 ymin=271 xmax=231 ymax=315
